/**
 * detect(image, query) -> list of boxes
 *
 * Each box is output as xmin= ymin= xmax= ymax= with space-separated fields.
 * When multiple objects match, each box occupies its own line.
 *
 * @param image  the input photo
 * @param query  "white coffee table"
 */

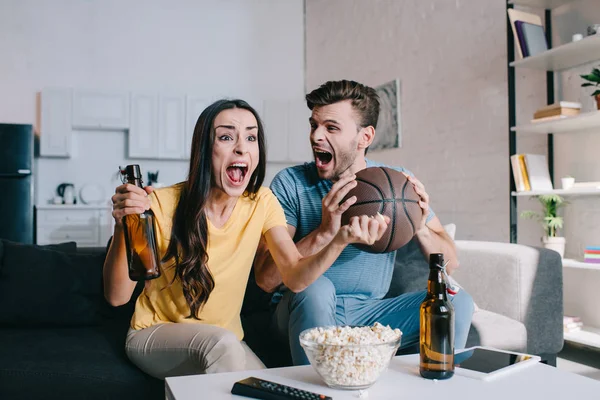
xmin=165 ymin=354 xmax=600 ymax=400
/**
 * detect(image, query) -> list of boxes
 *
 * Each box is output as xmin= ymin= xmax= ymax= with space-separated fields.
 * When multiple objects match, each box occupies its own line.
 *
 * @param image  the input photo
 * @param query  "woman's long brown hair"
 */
xmin=163 ymin=99 xmax=266 ymax=319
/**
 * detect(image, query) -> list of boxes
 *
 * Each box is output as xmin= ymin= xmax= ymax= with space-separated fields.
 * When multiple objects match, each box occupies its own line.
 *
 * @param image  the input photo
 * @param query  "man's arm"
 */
xmin=254 ymin=222 xmax=337 ymax=292
xmin=403 ymin=173 xmax=458 ymax=274
xmin=254 ymin=174 xmax=358 ymax=293
xmin=416 ymin=215 xmax=458 ymax=274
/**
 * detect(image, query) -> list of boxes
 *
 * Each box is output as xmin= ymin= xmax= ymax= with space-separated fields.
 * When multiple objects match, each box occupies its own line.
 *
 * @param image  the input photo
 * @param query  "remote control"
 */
xmin=231 ymin=376 xmax=332 ymax=400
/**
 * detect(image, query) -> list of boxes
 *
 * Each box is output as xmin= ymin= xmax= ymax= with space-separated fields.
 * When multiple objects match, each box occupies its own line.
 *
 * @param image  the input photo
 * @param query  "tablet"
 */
xmin=454 ymin=346 xmax=541 ymax=381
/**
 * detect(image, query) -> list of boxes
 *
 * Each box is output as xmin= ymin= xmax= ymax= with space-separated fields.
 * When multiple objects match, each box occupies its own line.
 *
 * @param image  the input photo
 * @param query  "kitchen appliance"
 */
xmin=0 ymin=123 xmax=34 ymax=244
xmin=56 ymin=183 xmax=76 ymax=204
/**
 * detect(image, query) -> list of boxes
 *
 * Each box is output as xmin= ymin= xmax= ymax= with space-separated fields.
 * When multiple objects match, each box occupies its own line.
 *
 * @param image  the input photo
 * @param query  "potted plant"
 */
xmin=520 ymin=194 xmax=567 ymax=257
xmin=580 ymin=66 xmax=600 ymax=110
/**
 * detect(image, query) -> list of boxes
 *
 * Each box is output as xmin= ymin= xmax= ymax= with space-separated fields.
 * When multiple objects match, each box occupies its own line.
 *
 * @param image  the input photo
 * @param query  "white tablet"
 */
xmin=453 ymin=346 xmax=541 ymax=381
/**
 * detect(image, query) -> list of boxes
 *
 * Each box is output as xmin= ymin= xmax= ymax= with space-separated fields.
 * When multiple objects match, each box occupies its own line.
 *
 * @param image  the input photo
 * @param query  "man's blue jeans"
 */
xmin=272 ymin=275 xmax=475 ymax=366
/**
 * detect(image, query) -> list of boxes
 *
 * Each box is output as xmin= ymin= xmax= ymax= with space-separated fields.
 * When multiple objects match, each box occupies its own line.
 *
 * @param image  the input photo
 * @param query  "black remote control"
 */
xmin=231 ymin=376 xmax=332 ymax=400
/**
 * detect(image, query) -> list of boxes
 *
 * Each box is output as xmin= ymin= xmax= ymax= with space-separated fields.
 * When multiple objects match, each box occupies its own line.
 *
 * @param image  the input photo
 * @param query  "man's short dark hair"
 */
xmin=305 ymin=80 xmax=380 ymax=130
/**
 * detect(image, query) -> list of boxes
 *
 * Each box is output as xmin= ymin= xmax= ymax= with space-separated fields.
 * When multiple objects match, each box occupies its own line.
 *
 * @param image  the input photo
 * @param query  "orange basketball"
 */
xmin=341 ymin=167 xmax=422 ymax=253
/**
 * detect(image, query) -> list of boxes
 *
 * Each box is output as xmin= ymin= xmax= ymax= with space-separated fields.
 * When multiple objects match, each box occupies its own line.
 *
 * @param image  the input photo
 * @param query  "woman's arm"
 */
xmin=103 ymin=226 xmax=137 ymax=306
xmin=103 ymin=183 xmax=153 ymax=306
xmin=263 ymin=214 xmax=389 ymax=293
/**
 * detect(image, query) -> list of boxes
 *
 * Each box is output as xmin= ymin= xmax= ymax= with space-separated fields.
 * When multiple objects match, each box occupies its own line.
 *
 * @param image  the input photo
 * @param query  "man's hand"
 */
xmin=319 ymin=174 xmax=358 ymax=239
xmin=403 ymin=173 xmax=430 ymax=232
xmin=336 ymin=213 xmax=390 ymax=246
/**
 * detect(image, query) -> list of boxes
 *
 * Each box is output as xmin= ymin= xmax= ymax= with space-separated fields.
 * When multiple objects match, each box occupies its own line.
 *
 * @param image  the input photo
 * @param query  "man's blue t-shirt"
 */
xmin=270 ymin=159 xmax=435 ymax=300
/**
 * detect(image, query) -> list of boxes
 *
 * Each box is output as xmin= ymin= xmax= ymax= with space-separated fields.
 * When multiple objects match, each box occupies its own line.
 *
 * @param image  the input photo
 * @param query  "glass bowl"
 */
xmin=299 ymin=325 xmax=402 ymax=390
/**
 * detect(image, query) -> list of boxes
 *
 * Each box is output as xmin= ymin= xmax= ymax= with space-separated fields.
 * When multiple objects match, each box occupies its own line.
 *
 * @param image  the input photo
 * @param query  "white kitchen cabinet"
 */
xmin=185 ymin=96 xmax=211 ymax=159
xmin=263 ymin=99 xmax=312 ymax=163
xmin=36 ymin=206 xmax=113 ymax=247
xmin=129 ymin=93 xmax=159 ymax=159
xmin=263 ymin=100 xmax=290 ymax=162
xmin=287 ymin=99 xmax=313 ymax=162
xmin=158 ymin=95 xmax=186 ymax=159
xmin=72 ymin=90 xmax=130 ymax=130
xmin=40 ymin=88 xmax=73 ymax=157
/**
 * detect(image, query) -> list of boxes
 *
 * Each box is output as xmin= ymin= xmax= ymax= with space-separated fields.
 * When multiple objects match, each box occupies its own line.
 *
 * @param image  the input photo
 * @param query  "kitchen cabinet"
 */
xmin=263 ymin=99 xmax=313 ymax=163
xmin=72 ymin=90 xmax=130 ymax=130
xmin=128 ymin=92 xmax=159 ymax=158
xmin=40 ymin=88 xmax=73 ymax=157
xmin=36 ymin=206 xmax=113 ymax=247
xmin=185 ymin=96 xmax=211 ymax=159
xmin=129 ymin=93 xmax=188 ymax=160
xmin=158 ymin=95 xmax=186 ymax=159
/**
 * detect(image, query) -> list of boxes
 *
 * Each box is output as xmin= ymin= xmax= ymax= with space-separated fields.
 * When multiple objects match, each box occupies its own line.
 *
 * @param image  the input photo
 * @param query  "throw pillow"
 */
xmin=386 ymin=223 xmax=458 ymax=297
xmin=0 ymin=239 xmax=107 ymax=327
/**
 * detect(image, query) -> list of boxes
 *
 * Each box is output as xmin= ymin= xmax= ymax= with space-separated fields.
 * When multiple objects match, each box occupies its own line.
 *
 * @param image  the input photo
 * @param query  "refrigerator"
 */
xmin=0 ymin=123 xmax=34 ymax=244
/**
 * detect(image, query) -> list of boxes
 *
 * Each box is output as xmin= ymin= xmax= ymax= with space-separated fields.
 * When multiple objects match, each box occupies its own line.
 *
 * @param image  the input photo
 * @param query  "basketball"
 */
xmin=340 ymin=167 xmax=422 ymax=253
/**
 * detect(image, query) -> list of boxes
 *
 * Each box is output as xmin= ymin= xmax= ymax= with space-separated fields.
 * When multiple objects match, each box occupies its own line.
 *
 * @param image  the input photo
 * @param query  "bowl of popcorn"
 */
xmin=299 ymin=323 xmax=402 ymax=390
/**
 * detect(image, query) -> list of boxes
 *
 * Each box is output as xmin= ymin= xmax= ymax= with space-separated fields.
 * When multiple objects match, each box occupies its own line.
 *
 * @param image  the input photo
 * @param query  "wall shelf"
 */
xmin=510 ymin=34 xmax=600 ymax=72
xmin=564 ymin=325 xmax=600 ymax=349
xmin=563 ymin=258 xmax=600 ymax=271
xmin=508 ymin=0 xmax=577 ymax=8
xmin=511 ymin=110 xmax=600 ymax=135
xmin=511 ymin=187 xmax=600 ymax=197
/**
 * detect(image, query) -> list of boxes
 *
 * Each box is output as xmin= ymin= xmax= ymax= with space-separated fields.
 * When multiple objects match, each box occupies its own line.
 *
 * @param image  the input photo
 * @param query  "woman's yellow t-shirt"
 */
xmin=130 ymin=183 xmax=287 ymax=340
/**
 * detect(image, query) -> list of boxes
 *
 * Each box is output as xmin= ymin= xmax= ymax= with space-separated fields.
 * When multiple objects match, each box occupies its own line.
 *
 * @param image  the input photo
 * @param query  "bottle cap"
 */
xmin=125 ymin=165 xmax=142 ymax=180
xmin=429 ymin=253 xmax=444 ymax=269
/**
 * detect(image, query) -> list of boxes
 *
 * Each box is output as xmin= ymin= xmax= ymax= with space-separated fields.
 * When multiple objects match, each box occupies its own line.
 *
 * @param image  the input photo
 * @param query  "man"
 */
xmin=254 ymin=80 xmax=474 ymax=366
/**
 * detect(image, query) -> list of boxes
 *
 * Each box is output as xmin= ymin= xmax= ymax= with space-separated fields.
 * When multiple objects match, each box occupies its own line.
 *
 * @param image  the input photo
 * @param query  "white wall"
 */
xmin=306 ymin=0 xmax=509 ymax=241
xmin=0 ymin=0 xmax=304 ymax=204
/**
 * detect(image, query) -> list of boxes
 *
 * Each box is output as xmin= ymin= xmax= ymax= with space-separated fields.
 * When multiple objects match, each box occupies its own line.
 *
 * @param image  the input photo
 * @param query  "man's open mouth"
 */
xmin=314 ymin=149 xmax=333 ymax=168
xmin=226 ymin=162 xmax=248 ymax=184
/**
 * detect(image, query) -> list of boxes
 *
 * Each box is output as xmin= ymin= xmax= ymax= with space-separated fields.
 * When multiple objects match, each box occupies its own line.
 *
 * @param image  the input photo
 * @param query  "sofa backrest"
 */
xmin=0 ymin=239 xmax=137 ymax=328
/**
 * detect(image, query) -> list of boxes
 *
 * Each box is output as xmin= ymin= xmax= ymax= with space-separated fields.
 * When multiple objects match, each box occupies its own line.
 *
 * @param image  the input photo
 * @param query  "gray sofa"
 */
xmin=453 ymin=240 xmax=564 ymax=363
xmin=388 ymin=238 xmax=564 ymax=365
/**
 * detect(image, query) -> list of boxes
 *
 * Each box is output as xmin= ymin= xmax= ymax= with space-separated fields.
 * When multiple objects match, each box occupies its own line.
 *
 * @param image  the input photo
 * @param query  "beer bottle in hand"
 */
xmin=420 ymin=253 xmax=454 ymax=379
xmin=120 ymin=164 xmax=161 ymax=281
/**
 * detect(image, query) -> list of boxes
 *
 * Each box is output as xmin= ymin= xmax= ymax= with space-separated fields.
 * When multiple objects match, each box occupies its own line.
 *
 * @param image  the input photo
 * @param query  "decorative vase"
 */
xmin=542 ymin=236 xmax=566 ymax=258
xmin=596 ymin=94 xmax=600 ymax=110
xmin=561 ymin=176 xmax=575 ymax=190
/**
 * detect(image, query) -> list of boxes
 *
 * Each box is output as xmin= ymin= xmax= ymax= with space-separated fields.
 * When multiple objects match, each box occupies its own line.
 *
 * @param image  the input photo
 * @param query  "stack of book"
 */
xmin=510 ymin=153 xmax=553 ymax=192
xmin=532 ymin=102 xmax=581 ymax=123
xmin=563 ymin=315 xmax=583 ymax=333
xmin=584 ymin=246 xmax=600 ymax=264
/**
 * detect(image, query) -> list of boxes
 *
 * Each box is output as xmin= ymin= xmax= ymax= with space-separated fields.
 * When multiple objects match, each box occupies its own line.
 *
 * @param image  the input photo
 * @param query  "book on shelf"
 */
xmin=533 ymin=108 xmax=580 ymax=120
xmin=531 ymin=115 xmax=569 ymax=123
xmin=510 ymin=154 xmax=553 ymax=192
xmin=585 ymin=246 xmax=600 ymax=263
xmin=535 ymin=102 xmax=582 ymax=113
xmin=524 ymin=154 xmax=553 ymax=191
xmin=511 ymin=154 xmax=530 ymax=192
xmin=532 ymin=102 xmax=582 ymax=122
xmin=573 ymin=182 xmax=600 ymax=189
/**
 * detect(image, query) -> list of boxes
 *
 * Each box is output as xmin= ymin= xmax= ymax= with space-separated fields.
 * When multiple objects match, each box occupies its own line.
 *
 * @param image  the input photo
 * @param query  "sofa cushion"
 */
xmin=0 ymin=240 xmax=107 ymax=327
xmin=466 ymin=309 xmax=527 ymax=352
xmin=0 ymin=325 xmax=163 ymax=400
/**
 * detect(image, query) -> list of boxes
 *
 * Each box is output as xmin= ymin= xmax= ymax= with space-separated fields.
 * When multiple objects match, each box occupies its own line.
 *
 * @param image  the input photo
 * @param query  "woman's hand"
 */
xmin=335 ymin=213 xmax=390 ymax=246
xmin=111 ymin=184 xmax=153 ymax=226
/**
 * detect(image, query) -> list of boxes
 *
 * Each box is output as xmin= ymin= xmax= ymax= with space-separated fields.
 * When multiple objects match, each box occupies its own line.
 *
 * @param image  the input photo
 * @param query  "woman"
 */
xmin=104 ymin=99 xmax=388 ymax=379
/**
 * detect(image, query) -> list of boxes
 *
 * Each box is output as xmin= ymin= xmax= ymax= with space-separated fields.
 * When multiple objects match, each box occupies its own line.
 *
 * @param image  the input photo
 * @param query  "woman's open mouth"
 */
xmin=314 ymin=149 xmax=333 ymax=169
xmin=226 ymin=162 xmax=248 ymax=185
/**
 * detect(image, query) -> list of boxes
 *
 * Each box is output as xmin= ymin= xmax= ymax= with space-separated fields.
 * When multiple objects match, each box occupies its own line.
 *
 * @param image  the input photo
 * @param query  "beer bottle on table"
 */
xmin=420 ymin=253 xmax=454 ymax=379
xmin=120 ymin=164 xmax=161 ymax=281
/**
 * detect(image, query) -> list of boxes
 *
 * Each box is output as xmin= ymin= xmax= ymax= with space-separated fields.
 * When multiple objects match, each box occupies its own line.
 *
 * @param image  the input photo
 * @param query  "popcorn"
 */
xmin=300 ymin=323 xmax=402 ymax=388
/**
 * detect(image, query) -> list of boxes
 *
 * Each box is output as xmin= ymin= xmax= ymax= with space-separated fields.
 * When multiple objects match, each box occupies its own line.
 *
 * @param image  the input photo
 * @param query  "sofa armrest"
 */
xmin=452 ymin=240 xmax=563 ymax=355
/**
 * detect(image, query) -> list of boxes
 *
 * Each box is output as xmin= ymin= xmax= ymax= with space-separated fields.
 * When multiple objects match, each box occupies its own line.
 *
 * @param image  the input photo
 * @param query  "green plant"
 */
xmin=520 ymin=194 xmax=566 ymax=237
xmin=581 ymin=67 xmax=600 ymax=98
